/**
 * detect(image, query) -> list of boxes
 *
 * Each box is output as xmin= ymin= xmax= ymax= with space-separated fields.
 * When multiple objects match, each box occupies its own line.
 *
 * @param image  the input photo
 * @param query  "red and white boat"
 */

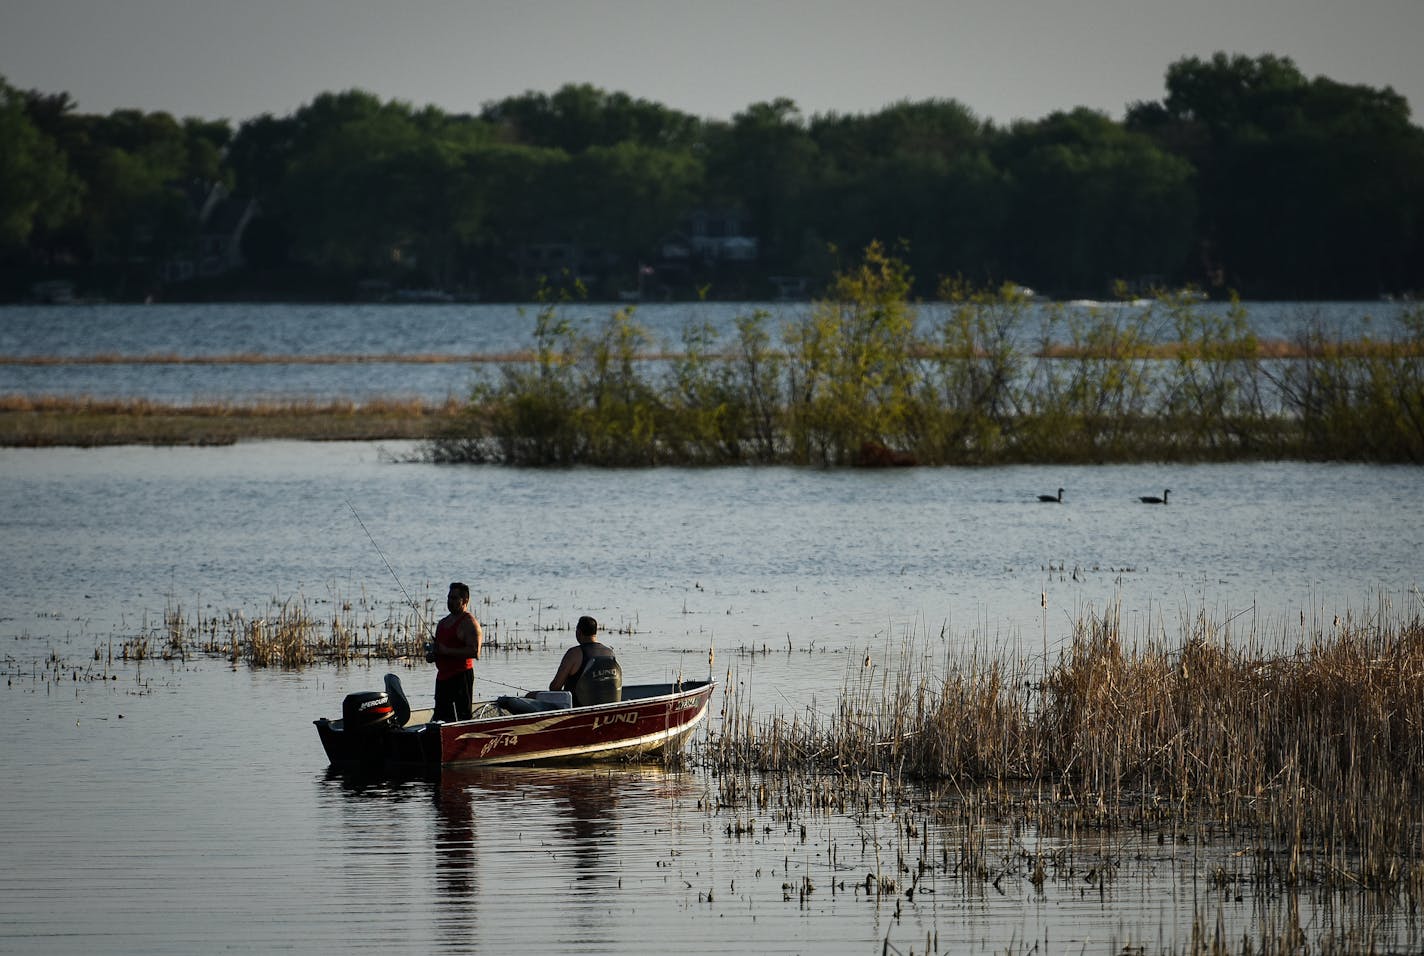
xmin=315 ymin=673 xmax=715 ymax=772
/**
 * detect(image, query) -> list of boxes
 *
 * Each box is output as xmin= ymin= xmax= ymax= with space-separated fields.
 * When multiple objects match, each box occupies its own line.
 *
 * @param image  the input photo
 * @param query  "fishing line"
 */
xmin=346 ymin=499 xmax=530 ymax=695
xmin=346 ymin=499 xmax=429 ymax=636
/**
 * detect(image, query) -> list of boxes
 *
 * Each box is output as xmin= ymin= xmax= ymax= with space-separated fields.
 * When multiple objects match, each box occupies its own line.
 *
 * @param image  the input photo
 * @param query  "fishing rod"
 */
xmin=346 ymin=500 xmax=427 ymax=634
xmin=345 ymin=500 xmax=529 ymax=694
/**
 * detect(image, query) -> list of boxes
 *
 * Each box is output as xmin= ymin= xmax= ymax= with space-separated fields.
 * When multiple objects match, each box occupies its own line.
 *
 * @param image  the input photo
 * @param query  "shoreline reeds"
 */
xmin=702 ymin=600 xmax=1424 ymax=901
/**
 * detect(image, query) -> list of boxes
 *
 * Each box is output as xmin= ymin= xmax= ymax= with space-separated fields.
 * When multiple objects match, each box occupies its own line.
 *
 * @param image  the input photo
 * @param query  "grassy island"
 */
xmin=5 ymin=246 xmax=1422 ymax=461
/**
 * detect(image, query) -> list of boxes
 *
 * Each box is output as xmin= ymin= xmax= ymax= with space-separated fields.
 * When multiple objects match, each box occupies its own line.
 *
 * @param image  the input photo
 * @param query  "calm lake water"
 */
xmin=1 ymin=298 xmax=1415 ymax=402
xmin=2 ymin=303 xmax=1421 ymax=953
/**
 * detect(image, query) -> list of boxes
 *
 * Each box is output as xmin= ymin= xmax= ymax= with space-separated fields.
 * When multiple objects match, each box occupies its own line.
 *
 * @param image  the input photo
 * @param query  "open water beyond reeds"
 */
xmin=2 ymin=439 xmax=1421 ymax=954
xmin=1 ymin=298 xmax=1414 ymax=403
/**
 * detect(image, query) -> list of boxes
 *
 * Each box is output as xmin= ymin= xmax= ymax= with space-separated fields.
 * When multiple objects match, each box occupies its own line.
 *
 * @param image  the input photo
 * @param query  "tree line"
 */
xmin=3 ymin=52 xmax=1422 ymax=303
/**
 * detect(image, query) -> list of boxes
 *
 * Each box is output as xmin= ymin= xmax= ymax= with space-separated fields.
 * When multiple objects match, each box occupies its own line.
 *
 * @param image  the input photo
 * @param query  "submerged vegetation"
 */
xmin=104 ymin=591 xmax=550 ymax=669
xmin=429 ymin=244 xmax=1424 ymax=466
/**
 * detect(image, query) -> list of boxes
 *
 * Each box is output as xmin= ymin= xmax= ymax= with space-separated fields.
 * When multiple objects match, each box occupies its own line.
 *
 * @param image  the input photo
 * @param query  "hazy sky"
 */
xmin=3 ymin=0 xmax=1421 ymax=127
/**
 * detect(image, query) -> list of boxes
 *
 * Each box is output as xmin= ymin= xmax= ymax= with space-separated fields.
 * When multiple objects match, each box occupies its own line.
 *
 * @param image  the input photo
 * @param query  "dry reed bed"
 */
xmin=0 ymin=395 xmax=459 ymax=416
xmin=1 ymin=350 xmax=693 ymax=365
xmin=705 ymin=605 xmax=1424 ymax=896
xmin=0 ymin=395 xmax=467 ymax=445
xmin=112 ymin=593 xmax=536 ymax=668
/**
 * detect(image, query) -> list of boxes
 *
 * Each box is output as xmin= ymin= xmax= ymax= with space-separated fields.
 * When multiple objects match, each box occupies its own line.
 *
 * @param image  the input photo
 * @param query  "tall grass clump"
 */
xmin=706 ymin=602 xmax=1424 ymax=892
xmin=154 ymin=592 xmax=434 ymax=669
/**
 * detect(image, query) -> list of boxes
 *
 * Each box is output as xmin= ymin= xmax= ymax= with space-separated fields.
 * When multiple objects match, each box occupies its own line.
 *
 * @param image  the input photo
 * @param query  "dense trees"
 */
xmin=1126 ymin=53 xmax=1424 ymax=297
xmin=0 ymin=80 xmax=80 ymax=251
xmin=3 ymin=53 xmax=1422 ymax=302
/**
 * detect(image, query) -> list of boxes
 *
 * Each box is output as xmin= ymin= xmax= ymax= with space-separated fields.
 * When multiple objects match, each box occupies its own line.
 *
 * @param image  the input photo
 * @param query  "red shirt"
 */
xmin=434 ymin=611 xmax=477 ymax=681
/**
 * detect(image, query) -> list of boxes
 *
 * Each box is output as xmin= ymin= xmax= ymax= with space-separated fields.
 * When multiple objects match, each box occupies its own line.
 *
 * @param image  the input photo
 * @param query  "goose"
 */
xmin=1038 ymin=488 xmax=1064 ymax=503
xmin=1140 ymin=489 xmax=1170 ymax=504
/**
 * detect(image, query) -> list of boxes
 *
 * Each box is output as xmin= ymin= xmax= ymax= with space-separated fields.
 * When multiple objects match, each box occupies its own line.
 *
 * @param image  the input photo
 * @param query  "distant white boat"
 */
xmin=1005 ymin=283 xmax=1047 ymax=302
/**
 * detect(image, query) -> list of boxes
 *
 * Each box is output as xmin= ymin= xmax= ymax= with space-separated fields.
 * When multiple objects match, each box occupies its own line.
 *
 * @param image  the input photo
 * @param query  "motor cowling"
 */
xmin=383 ymin=673 xmax=411 ymax=728
xmin=342 ymin=690 xmax=395 ymax=734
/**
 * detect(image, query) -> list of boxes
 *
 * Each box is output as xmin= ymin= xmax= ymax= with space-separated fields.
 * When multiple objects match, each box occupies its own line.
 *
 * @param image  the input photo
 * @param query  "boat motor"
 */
xmin=341 ymin=689 xmax=396 ymax=734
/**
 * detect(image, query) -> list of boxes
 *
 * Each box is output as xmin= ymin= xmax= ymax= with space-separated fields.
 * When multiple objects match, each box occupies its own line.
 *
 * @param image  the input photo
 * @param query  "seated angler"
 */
xmin=548 ymin=615 xmax=622 ymax=707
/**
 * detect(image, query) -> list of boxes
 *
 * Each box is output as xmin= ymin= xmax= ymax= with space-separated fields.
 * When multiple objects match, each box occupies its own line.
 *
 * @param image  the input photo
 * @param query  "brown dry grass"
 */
xmin=708 ymin=604 xmax=1424 ymax=895
xmin=0 ymin=395 xmax=466 ymax=445
xmin=1 ymin=350 xmax=689 ymax=365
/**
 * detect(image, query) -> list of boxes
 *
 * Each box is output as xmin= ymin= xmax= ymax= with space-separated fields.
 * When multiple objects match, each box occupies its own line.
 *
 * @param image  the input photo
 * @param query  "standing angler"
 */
xmin=428 ymin=581 xmax=483 ymax=721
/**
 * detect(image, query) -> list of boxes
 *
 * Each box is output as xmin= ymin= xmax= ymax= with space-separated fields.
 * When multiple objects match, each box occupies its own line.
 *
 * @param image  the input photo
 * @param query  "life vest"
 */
xmin=564 ymin=645 xmax=622 ymax=707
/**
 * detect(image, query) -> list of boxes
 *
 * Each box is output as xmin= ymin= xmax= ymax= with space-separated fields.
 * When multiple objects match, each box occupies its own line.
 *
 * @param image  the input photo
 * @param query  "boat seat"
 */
xmin=497 ymin=695 xmax=566 ymax=714
xmin=498 ymin=692 xmax=575 ymax=715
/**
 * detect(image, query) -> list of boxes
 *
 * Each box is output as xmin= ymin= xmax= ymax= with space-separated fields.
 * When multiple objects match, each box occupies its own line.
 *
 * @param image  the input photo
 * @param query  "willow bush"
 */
xmin=1269 ymin=310 xmax=1424 ymax=461
xmin=780 ymin=241 xmax=923 ymax=464
xmin=917 ymin=277 xmax=1027 ymax=462
xmin=427 ymin=246 xmax=1424 ymax=466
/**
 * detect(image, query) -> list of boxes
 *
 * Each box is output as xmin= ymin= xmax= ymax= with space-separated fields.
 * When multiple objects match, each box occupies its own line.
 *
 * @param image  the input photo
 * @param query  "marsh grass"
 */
xmin=144 ymin=591 xmax=538 ymax=669
xmin=704 ymin=601 xmax=1424 ymax=902
xmin=0 ymin=395 xmax=464 ymax=446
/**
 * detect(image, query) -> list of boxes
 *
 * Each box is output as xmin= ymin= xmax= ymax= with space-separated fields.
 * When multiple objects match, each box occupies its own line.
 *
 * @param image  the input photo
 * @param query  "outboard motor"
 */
xmin=342 ymin=690 xmax=395 ymax=734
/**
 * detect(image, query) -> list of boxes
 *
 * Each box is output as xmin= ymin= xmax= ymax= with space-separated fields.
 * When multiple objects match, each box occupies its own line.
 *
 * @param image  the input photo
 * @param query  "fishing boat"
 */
xmin=314 ymin=673 xmax=716 ymax=773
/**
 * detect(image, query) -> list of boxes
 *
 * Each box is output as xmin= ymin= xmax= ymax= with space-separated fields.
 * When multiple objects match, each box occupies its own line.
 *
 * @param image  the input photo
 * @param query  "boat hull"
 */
xmin=439 ymin=681 xmax=714 ymax=767
xmin=315 ymin=680 xmax=714 ymax=773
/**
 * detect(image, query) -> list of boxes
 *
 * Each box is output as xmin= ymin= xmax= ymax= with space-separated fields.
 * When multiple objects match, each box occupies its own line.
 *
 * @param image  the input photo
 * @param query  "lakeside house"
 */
xmin=160 ymin=182 xmax=257 ymax=283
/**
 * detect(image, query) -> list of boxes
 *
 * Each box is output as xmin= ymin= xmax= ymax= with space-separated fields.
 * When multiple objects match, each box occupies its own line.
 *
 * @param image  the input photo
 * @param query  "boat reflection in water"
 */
xmin=437 ymin=765 xmax=695 ymax=883
xmin=427 ymin=765 xmax=701 ymax=950
xmin=315 ymin=760 xmax=704 ymax=951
